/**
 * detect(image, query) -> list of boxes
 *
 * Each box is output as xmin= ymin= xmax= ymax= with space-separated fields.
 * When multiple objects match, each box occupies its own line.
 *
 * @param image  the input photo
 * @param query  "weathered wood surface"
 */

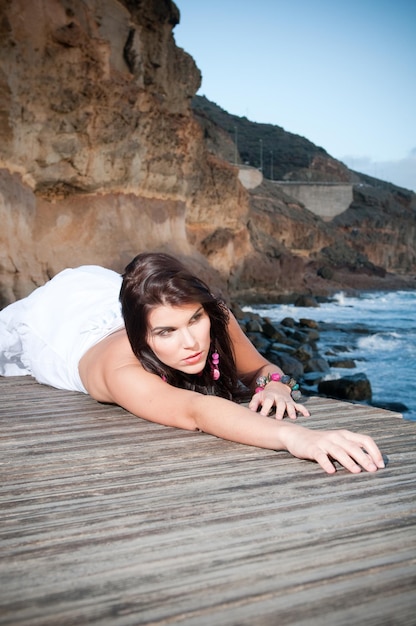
xmin=1 ymin=376 xmax=415 ymax=626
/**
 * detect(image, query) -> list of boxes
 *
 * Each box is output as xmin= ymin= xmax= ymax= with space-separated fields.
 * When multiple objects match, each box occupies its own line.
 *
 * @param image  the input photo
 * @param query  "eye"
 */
xmin=157 ymin=328 xmax=174 ymax=337
xmin=190 ymin=311 xmax=204 ymax=324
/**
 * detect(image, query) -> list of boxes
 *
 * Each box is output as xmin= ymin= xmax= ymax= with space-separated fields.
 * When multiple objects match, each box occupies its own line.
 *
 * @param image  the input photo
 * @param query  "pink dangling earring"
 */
xmin=211 ymin=350 xmax=220 ymax=380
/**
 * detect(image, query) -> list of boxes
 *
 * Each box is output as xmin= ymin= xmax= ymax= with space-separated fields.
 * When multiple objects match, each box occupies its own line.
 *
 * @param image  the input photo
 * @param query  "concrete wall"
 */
xmin=275 ymin=182 xmax=354 ymax=221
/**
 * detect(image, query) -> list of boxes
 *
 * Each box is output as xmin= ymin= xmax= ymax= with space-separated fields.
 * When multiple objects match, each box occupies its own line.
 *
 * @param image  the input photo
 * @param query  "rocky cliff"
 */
xmin=0 ymin=0 xmax=252 ymax=305
xmin=1 ymin=0 xmax=415 ymax=308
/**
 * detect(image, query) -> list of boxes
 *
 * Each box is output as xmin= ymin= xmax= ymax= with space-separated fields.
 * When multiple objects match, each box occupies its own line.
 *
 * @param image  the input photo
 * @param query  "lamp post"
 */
xmin=259 ymin=139 xmax=263 ymax=171
xmin=270 ymin=150 xmax=273 ymax=180
xmin=234 ymin=125 xmax=238 ymax=165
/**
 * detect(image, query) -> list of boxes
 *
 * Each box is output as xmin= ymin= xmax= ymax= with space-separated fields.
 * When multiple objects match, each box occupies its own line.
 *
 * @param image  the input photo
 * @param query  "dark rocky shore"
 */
xmin=232 ymin=302 xmax=387 ymax=410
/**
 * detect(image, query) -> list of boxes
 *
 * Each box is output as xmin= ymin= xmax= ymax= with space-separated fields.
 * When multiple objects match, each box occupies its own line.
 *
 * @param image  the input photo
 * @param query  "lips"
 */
xmin=183 ymin=351 xmax=203 ymax=365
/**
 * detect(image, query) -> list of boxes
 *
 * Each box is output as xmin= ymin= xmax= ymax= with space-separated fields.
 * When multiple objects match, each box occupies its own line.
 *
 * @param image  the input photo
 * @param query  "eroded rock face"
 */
xmin=1 ymin=0 xmax=199 ymax=192
xmin=1 ymin=0 xmax=415 ymax=308
xmin=0 ymin=0 xmax=252 ymax=305
xmin=333 ymin=184 xmax=416 ymax=274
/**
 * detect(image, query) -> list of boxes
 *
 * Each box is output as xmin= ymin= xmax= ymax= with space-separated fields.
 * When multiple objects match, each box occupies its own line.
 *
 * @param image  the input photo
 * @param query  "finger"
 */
xmin=314 ymin=442 xmax=364 ymax=474
xmin=259 ymin=395 xmax=275 ymax=416
xmin=284 ymin=401 xmax=310 ymax=420
xmin=342 ymin=443 xmax=379 ymax=472
xmin=342 ymin=431 xmax=385 ymax=469
xmin=295 ymin=402 xmax=310 ymax=418
xmin=313 ymin=449 xmax=337 ymax=474
xmin=325 ymin=437 xmax=379 ymax=473
xmin=285 ymin=402 xmax=298 ymax=420
xmin=248 ymin=393 xmax=262 ymax=412
xmin=274 ymin=399 xmax=287 ymax=420
xmin=328 ymin=444 xmax=365 ymax=473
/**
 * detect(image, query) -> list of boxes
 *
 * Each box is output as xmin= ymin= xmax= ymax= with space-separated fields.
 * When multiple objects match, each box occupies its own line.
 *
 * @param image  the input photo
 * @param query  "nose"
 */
xmin=181 ymin=327 xmax=198 ymax=349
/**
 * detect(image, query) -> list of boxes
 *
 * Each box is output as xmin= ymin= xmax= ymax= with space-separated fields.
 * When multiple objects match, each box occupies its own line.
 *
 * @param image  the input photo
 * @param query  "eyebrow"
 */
xmin=149 ymin=306 xmax=204 ymax=334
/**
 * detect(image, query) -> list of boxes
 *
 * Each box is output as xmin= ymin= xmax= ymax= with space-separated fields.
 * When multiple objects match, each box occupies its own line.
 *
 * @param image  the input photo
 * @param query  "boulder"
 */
xmin=281 ymin=317 xmax=296 ymax=328
xmin=261 ymin=320 xmax=287 ymax=342
xmin=318 ymin=373 xmax=372 ymax=401
xmin=265 ymin=351 xmax=304 ymax=379
xmin=299 ymin=318 xmax=319 ymax=329
xmin=293 ymin=344 xmax=314 ymax=363
xmin=294 ymin=295 xmax=320 ymax=307
xmin=328 ymin=358 xmax=356 ymax=368
xmin=304 ymin=358 xmax=330 ymax=373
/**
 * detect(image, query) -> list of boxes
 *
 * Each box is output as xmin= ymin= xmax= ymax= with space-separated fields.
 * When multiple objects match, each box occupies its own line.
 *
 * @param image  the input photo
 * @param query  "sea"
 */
xmin=248 ymin=290 xmax=416 ymax=422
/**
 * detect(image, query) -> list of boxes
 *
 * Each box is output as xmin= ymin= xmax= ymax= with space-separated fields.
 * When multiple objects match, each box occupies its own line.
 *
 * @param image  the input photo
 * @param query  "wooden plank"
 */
xmin=1 ymin=376 xmax=415 ymax=625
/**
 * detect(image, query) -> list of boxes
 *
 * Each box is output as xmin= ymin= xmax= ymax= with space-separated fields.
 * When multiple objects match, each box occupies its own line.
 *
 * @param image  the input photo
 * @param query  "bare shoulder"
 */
xmin=79 ymin=328 xmax=140 ymax=402
xmin=79 ymin=327 xmax=202 ymax=430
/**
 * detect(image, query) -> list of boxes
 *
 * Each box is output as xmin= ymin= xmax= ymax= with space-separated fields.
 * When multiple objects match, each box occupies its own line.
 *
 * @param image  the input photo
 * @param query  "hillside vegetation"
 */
xmin=192 ymin=95 xmax=329 ymax=180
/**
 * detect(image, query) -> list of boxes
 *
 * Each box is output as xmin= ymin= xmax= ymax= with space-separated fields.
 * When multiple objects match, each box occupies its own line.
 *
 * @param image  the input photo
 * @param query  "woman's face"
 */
xmin=147 ymin=302 xmax=211 ymax=374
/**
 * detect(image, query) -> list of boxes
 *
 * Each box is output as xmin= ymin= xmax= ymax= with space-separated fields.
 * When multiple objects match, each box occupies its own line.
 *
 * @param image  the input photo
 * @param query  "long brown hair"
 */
xmin=120 ymin=252 xmax=241 ymax=399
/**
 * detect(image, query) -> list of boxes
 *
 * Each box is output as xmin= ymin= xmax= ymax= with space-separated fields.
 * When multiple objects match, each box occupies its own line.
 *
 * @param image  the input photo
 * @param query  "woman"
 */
xmin=0 ymin=252 xmax=384 ymax=474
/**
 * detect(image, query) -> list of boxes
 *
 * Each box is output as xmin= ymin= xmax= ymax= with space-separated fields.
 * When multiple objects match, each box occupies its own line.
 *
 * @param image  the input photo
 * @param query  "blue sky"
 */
xmin=174 ymin=0 xmax=415 ymax=191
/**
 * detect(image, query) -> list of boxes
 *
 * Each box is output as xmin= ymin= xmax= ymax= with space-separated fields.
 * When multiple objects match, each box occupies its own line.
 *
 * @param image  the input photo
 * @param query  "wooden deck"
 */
xmin=1 ymin=375 xmax=415 ymax=626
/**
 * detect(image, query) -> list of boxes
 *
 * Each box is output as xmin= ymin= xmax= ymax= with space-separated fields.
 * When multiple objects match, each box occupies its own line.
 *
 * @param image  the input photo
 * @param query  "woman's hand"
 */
xmin=248 ymin=381 xmax=310 ymax=420
xmin=282 ymin=424 xmax=385 ymax=474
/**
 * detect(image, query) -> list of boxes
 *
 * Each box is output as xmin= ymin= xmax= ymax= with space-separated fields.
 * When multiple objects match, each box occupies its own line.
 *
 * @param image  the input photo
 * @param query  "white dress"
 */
xmin=0 ymin=266 xmax=124 ymax=393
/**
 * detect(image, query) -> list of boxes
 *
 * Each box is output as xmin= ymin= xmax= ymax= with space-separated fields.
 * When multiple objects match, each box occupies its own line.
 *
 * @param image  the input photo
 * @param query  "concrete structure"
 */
xmin=237 ymin=165 xmax=263 ymax=189
xmin=275 ymin=182 xmax=354 ymax=221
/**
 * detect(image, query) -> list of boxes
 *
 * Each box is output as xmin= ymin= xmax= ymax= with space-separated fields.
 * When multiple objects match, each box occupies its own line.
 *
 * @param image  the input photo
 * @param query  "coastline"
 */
xmin=235 ymin=287 xmax=416 ymax=420
xmin=234 ymin=269 xmax=416 ymax=306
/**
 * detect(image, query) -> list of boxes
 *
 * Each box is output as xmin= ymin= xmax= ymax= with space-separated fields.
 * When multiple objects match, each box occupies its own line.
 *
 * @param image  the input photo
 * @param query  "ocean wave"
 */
xmin=357 ymin=332 xmax=402 ymax=353
xmin=333 ymin=292 xmax=346 ymax=305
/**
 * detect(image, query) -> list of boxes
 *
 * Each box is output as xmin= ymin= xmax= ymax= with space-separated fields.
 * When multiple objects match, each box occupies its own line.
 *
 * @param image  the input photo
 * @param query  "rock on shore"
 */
xmin=233 ymin=304 xmax=373 ymax=405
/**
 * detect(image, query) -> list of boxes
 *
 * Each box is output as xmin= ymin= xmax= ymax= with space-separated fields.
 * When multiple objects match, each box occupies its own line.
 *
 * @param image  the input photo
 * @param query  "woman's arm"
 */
xmin=103 ymin=361 xmax=384 ymax=475
xmin=227 ymin=313 xmax=310 ymax=419
xmin=83 ymin=330 xmax=384 ymax=474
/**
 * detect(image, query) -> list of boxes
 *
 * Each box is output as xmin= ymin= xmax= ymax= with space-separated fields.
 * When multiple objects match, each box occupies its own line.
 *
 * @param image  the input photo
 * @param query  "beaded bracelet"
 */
xmin=255 ymin=371 xmax=302 ymax=401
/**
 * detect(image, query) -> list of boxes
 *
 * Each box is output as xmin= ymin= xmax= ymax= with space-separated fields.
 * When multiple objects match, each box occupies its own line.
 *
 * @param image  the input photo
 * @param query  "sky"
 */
xmin=174 ymin=0 xmax=416 ymax=192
